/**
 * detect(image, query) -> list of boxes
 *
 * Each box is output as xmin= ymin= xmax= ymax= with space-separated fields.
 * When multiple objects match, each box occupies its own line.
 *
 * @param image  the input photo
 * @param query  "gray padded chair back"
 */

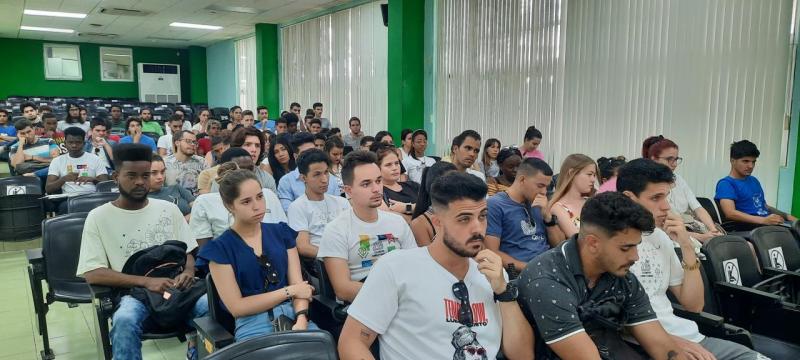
xmin=205 ymin=330 xmax=338 ymax=360
xmin=750 ymin=226 xmax=800 ymax=271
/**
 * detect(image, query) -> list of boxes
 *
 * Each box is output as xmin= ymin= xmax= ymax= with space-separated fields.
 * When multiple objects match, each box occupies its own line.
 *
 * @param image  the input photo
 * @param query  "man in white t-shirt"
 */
xmin=318 ymin=150 xmax=417 ymax=303
xmin=75 ymin=143 xmax=207 ymax=360
xmin=288 ymin=149 xmax=351 ymax=258
xmin=339 ymin=171 xmax=533 ymax=360
xmin=619 ymin=159 xmax=767 ymax=360
xmin=450 ymin=130 xmax=486 ymax=182
xmin=157 ymin=116 xmax=184 ymax=157
xmin=45 ymin=127 xmax=110 ymax=212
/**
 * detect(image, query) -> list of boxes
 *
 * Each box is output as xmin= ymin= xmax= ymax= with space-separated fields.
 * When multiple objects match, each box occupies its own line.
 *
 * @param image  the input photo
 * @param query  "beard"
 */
xmin=118 ymin=185 xmax=148 ymax=202
xmin=442 ymin=228 xmax=484 ymax=258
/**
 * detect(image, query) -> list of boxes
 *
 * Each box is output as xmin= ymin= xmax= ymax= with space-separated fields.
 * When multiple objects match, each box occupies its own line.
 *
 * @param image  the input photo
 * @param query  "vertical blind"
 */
xmin=435 ymin=0 xmax=565 ymax=158
xmin=435 ymin=0 xmax=793 ymax=203
xmin=235 ymin=36 xmax=258 ymax=111
xmin=280 ymin=1 xmax=388 ymax=136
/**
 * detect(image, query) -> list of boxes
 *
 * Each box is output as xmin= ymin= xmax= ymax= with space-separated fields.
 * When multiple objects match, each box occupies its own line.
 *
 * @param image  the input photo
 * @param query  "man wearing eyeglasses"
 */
xmin=486 ymin=158 xmax=565 ymax=273
xmin=338 ymin=171 xmax=533 ymax=360
xmin=164 ymin=130 xmax=207 ymax=196
xmin=85 ymin=118 xmax=116 ymax=172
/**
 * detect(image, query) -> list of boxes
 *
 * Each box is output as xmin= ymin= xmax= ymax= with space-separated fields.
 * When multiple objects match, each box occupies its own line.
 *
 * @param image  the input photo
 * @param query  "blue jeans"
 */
xmin=110 ymin=294 xmax=208 ymax=360
xmin=234 ymin=301 xmax=318 ymax=342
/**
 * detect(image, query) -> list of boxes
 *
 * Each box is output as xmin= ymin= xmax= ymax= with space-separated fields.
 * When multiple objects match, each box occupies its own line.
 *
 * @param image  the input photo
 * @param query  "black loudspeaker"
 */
xmin=381 ymin=4 xmax=388 ymax=27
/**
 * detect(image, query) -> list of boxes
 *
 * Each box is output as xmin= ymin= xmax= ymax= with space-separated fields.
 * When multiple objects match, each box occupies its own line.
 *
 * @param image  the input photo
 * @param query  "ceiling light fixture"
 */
xmin=24 ymin=9 xmax=87 ymax=19
xmin=169 ymin=22 xmax=222 ymax=30
xmin=20 ymin=26 xmax=75 ymax=34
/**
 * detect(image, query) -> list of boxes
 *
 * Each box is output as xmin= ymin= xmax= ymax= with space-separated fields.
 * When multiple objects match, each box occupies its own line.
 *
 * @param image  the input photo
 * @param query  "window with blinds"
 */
xmin=235 ymin=36 xmax=258 ymax=111
xmin=280 ymin=1 xmax=388 ymax=136
xmin=435 ymin=0 xmax=793 ymax=203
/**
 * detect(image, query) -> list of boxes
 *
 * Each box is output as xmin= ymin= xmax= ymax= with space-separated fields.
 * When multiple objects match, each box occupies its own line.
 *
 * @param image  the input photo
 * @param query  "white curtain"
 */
xmin=235 ymin=36 xmax=258 ymax=111
xmin=280 ymin=1 xmax=388 ymax=136
xmin=435 ymin=0 xmax=792 ymax=203
xmin=560 ymin=0 xmax=792 ymax=203
xmin=435 ymin=0 xmax=565 ymax=157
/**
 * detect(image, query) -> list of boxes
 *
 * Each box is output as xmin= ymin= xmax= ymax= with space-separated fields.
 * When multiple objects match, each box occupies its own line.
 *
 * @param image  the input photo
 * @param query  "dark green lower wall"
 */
xmin=0 ymin=37 xmax=192 ymax=101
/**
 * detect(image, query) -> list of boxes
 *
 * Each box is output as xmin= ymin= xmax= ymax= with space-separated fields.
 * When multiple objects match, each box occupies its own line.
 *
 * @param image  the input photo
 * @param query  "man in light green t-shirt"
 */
xmin=139 ymin=107 xmax=163 ymax=137
xmin=75 ymin=143 xmax=205 ymax=359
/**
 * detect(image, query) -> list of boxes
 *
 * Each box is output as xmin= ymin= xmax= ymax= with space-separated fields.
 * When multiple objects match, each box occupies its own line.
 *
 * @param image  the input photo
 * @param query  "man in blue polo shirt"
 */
xmin=277 ymin=132 xmax=342 ymax=212
xmin=715 ymin=140 xmax=796 ymax=229
xmin=486 ymin=158 xmax=565 ymax=271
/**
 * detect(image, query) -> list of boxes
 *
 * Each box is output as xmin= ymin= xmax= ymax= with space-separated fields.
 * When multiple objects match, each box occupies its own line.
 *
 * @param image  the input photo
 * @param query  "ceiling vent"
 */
xmin=99 ymin=7 xmax=153 ymax=17
xmin=78 ymin=32 xmax=119 ymax=39
xmin=204 ymin=4 xmax=260 ymax=14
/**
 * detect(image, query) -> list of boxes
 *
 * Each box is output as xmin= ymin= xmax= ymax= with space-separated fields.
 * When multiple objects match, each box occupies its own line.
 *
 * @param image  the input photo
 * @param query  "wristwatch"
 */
xmin=405 ymin=204 xmax=412 ymax=215
xmin=544 ymin=214 xmax=558 ymax=227
xmin=295 ymin=309 xmax=309 ymax=319
xmin=494 ymin=282 xmax=519 ymax=302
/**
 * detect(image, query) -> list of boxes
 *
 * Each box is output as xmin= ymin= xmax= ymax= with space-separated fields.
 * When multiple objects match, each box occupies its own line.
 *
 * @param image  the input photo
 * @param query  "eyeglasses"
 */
xmin=452 ymin=281 xmax=473 ymax=327
xmin=658 ymin=156 xmax=683 ymax=165
xmin=181 ymin=139 xmax=198 ymax=145
xmin=257 ymin=255 xmax=280 ymax=287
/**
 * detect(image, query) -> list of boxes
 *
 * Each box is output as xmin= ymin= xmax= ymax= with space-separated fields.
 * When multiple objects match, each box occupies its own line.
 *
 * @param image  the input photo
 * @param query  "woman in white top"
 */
xmin=190 ymin=156 xmax=287 ymax=247
xmin=401 ymin=129 xmax=436 ymax=184
xmin=549 ymin=154 xmax=598 ymax=238
xmin=643 ymin=135 xmax=721 ymax=242
xmin=479 ymin=138 xmax=501 ymax=179
xmin=57 ymin=103 xmax=90 ymax=132
xmin=191 ymin=109 xmax=211 ymax=135
xmin=399 ymin=128 xmax=413 ymax=159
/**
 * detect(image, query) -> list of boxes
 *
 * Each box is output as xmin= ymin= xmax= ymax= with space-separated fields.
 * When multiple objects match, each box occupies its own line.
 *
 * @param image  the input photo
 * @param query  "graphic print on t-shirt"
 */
xmin=629 ymin=240 xmax=665 ymax=295
xmin=356 ymin=233 xmax=399 ymax=269
xmin=121 ymin=209 xmax=176 ymax=257
xmin=451 ymin=325 xmax=488 ymax=360
xmin=753 ymin=194 xmax=768 ymax=216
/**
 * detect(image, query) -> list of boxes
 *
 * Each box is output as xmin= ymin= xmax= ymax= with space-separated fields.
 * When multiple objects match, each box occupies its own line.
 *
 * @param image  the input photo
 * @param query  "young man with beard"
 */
xmin=451 ymin=130 xmax=486 ymax=181
xmin=486 ymin=157 xmax=564 ymax=271
xmin=318 ymin=150 xmax=417 ymax=303
xmin=338 ymin=171 xmax=533 ymax=360
xmin=621 ymin=159 xmax=769 ymax=360
xmin=164 ymin=130 xmax=207 ymax=196
xmin=517 ymin=192 xmax=685 ymax=360
xmin=76 ymin=144 xmax=207 ymax=360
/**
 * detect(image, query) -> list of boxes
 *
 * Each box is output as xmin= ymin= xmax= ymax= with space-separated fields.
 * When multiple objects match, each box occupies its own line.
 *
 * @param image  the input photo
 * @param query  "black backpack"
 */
xmin=122 ymin=240 xmax=207 ymax=329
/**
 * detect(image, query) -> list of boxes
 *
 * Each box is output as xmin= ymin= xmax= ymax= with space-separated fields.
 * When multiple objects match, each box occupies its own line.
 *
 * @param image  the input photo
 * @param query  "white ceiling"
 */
xmin=0 ymin=0 xmax=354 ymax=48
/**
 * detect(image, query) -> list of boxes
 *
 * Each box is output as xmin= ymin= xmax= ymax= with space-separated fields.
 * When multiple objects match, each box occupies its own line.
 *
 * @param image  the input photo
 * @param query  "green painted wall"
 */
xmin=188 ymin=46 xmax=208 ymax=105
xmin=791 ymin=42 xmax=800 ymax=215
xmin=255 ymin=24 xmax=281 ymax=114
xmin=388 ymin=0 xmax=426 ymax=142
xmin=0 ymin=37 xmax=191 ymax=101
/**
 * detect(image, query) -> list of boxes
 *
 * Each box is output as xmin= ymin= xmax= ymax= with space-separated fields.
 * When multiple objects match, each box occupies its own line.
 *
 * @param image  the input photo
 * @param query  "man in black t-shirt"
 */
xmin=518 ymin=192 xmax=685 ymax=360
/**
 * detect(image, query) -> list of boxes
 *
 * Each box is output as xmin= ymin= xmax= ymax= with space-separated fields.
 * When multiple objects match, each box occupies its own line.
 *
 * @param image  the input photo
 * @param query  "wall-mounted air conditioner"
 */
xmin=137 ymin=63 xmax=181 ymax=103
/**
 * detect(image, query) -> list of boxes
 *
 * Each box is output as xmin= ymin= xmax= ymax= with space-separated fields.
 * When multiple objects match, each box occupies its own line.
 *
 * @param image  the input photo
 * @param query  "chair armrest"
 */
xmin=313 ymin=295 xmax=349 ymax=323
xmin=26 ymin=248 xmax=45 ymax=277
xmin=89 ymin=285 xmax=116 ymax=316
xmin=763 ymin=267 xmax=800 ymax=278
xmin=193 ymin=316 xmax=234 ymax=355
xmin=713 ymin=282 xmax=787 ymax=308
xmin=672 ymin=303 xmax=724 ymax=327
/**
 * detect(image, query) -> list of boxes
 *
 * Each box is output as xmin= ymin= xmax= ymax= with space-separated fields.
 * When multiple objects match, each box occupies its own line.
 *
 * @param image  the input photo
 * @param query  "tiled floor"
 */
xmin=0 ymin=245 xmax=187 ymax=360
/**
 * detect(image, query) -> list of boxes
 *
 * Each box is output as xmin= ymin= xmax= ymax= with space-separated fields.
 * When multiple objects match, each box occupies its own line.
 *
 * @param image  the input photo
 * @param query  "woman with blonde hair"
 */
xmin=549 ymin=154 xmax=598 ymax=237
